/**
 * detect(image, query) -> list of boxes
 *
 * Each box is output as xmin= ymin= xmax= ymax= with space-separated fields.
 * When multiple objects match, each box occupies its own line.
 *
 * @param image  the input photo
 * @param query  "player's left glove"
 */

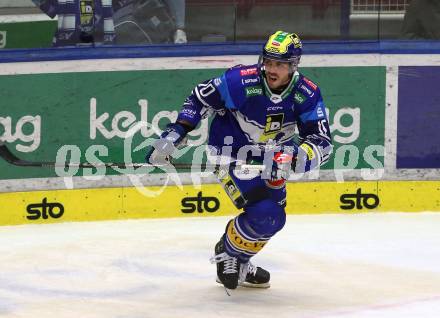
xmin=145 ymin=122 xmax=188 ymax=166
xmin=293 ymin=141 xmax=327 ymax=173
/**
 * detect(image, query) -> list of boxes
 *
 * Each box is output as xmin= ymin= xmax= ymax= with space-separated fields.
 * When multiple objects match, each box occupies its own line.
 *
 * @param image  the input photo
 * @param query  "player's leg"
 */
xmin=237 ymin=178 xmax=287 ymax=288
xmin=211 ymin=166 xmax=286 ymax=289
xmin=225 ymin=194 xmax=286 ymax=288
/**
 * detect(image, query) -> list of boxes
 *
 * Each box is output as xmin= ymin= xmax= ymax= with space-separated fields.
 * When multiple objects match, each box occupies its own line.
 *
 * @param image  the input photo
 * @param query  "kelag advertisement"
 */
xmin=0 ymin=66 xmax=386 ymax=180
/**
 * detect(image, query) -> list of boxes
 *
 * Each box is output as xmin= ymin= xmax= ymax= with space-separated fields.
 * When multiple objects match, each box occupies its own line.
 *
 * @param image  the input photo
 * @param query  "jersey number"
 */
xmin=198 ymin=82 xmax=216 ymax=97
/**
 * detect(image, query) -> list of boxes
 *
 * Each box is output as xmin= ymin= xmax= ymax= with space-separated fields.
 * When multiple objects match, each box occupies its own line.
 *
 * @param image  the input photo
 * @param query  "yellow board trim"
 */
xmin=0 ymin=180 xmax=439 ymax=226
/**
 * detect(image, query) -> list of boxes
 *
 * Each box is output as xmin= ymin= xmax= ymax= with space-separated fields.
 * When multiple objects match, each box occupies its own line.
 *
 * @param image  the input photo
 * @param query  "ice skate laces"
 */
xmin=239 ymin=261 xmax=257 ymax=281
xmin=210 ymin=252 xmax=238 ymax=274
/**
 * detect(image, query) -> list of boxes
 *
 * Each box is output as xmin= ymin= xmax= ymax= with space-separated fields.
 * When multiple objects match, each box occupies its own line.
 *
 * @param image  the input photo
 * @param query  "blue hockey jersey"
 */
xmin=177 ymin=64 xmax=333 ymax=170
xmin=32 ymin=0 xmax=115 ymax=46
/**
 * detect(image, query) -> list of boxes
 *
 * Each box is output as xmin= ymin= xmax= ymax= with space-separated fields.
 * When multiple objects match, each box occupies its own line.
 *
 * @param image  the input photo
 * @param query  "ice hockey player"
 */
xmin=146 ymin=30 xmax=333 ymax=290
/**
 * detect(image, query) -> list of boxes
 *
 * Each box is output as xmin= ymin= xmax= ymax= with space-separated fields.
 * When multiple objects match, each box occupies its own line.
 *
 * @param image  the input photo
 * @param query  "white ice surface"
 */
xmin=0 ymin=213 xmax=440 ymax=318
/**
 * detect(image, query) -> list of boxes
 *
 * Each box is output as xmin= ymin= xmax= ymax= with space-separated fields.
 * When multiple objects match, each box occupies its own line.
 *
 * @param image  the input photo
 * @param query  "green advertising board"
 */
xmin=0 ymin=20 xmax=55 ymax=49
xmin=305 ymin=66 xmax=386 ymax=172
xmin=0 ymin=66 xmax=385 ymax=180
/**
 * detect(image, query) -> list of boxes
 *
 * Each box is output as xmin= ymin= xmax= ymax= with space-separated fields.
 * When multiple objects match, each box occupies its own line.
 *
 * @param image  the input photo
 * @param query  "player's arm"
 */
xmin=175 ymin=78 xmax=227 ymax=128
xmin=32 ymin=1 xmax=58 ymax=18
xmin=146 ymin=77 xmax=227 ymax=164
xmin=294 ymin=94 xmax=333 ymax=173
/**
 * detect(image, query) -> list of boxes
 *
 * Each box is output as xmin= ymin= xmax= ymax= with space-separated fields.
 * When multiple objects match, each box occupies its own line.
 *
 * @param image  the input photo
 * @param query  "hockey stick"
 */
xmin=0 ymin=142 xmax=265 ymax=172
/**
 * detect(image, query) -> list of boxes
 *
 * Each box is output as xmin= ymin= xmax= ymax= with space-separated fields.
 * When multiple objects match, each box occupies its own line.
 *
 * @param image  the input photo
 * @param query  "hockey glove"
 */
xmin=261 ymin=145 xmax=298 ymax=181
xmin=293 ymin=142 xmax=320 ymax=173
xmin=270 ymin=151 xmax=295 ymax=181
xmin=145 ymin=122 xmax=188 ymax=166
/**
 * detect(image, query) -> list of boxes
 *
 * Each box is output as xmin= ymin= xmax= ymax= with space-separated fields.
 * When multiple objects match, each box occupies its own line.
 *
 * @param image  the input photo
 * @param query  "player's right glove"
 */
xmin=261 ymin=145 xmax=298 ymax=181
xmin=270 ymin=151 xmax=295 ymax=181
xmin=145 ymin=122 xmax=188 ymax=165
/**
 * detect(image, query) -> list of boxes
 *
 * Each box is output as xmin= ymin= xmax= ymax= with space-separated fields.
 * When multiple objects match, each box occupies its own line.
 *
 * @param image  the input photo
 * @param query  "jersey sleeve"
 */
xmin=176 ymin=78 xmax=226 ymax=129
xmin=32 ymin=0 xmax=58 ymax=18
xmin=294 ymin=79 xmax=333 ymax=172
xmin=176 ymin=65 xmax=253 ymax=129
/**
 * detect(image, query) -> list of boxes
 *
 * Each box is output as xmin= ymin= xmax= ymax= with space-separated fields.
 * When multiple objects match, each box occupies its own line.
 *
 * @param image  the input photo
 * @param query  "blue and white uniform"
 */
xmin=174 ymin=64 xmax=333 ymax=262
xmin=178 ymin=64 xmax=331 ymax=164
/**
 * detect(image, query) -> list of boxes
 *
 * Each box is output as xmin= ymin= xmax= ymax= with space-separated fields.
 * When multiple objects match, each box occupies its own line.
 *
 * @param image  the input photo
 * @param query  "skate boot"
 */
xmin=239 ymin=261 xmax=270 ymax=288
xmin=210 ymin=238 xmax=240 ymax=289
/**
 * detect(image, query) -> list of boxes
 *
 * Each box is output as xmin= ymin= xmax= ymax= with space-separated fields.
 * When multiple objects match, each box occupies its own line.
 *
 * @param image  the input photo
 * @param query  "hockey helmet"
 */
xmin=259 ymin=31 xmax=302 ymax=69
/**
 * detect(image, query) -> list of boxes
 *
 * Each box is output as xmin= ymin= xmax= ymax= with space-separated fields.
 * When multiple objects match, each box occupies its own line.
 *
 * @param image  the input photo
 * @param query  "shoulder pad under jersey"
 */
xmin=295 ymin=75 xmax=319 ymax=100
xmin=213 ymin=64 xmax=263 ymax=110
xmin=294 ymin=75 xmax=327 ymax=123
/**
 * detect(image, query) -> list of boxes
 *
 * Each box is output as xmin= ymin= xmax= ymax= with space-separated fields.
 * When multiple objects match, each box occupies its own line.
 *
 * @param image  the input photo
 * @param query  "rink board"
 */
xmin=0 ymin=180 xmax=439 ymax=226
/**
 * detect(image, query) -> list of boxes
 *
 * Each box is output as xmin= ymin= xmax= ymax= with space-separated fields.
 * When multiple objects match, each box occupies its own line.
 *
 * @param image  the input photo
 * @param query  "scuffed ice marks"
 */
xmin=0 ymin=268 xmax=156 ymax=299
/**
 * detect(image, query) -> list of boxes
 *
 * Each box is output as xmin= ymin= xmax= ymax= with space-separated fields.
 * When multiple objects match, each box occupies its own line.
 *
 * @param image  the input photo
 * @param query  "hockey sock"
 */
xmin=223 ymin=218 xmax=270 ymax=263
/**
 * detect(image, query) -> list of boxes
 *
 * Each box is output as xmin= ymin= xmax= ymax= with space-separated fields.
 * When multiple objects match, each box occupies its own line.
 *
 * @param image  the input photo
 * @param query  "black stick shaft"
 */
xmin=0 ymin=143 xmax=265 ymax=172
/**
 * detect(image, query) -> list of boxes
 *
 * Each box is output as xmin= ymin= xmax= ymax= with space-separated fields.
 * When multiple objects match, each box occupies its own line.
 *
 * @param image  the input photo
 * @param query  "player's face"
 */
xmin=263 ymin=59 xmax=291 ymax=90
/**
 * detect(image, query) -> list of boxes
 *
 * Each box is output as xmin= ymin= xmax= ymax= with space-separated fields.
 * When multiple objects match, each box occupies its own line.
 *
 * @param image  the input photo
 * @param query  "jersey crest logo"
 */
xmin=259 ymin=113 xmax=284 ymax=142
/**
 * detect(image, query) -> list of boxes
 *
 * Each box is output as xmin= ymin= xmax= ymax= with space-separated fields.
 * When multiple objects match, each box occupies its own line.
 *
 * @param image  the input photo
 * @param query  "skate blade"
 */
xmin=215 ymin=277 xmax=238 ymax=290
xmin=238 ymin=281 xmax=270 ymax=289
xmin=216 ymin=277 xmax=270 ymax=289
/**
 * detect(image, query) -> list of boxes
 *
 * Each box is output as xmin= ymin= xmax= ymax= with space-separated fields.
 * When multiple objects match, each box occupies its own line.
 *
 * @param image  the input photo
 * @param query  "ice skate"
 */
xmin=239 ymin=261 xmax=270 ymax=288
xmin=210 ymin=238 xmax=240 ymax=289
